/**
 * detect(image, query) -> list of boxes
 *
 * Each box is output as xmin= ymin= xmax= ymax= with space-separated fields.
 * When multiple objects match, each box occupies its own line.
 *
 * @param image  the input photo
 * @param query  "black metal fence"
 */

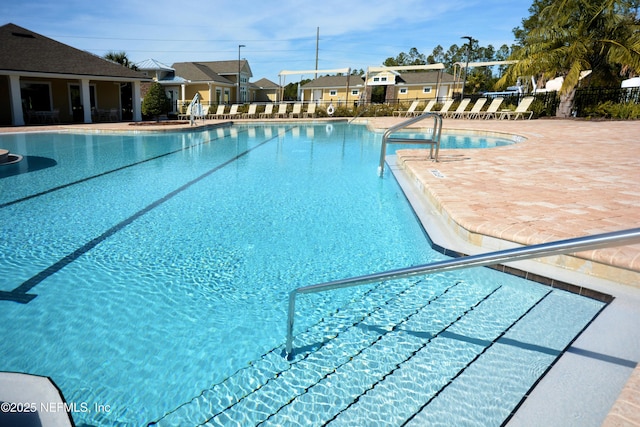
xmin=573 ymin=86 xmax=640 ymax=116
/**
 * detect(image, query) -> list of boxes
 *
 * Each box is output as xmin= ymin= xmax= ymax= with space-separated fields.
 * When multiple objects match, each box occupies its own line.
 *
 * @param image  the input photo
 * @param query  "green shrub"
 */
xmin=584 ymin=101 xmax=640 ymax=119
xmin=142 ymin=82 xmax=170 ymax=120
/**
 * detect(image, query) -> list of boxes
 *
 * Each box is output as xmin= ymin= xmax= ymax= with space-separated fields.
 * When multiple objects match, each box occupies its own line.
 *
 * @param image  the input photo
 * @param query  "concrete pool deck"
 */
xmin=1 ymin=117 xmax=639 ymax=426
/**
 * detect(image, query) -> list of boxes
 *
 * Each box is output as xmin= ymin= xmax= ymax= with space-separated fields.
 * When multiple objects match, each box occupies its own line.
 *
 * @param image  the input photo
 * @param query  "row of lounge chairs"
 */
xmin=392 ymin=96 xmax=535 ymax=120
xmin=179 ymin=103 xmax=318 ymax=120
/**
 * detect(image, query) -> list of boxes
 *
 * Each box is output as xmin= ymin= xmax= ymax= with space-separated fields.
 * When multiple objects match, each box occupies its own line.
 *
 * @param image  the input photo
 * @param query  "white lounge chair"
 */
xmin=208 ymin=105 xmax=226 ymax=119
xmin=243 ymin=104 xmax=258 ymax=119
xmin=499 ymin=96 xmax=535 ymax=120
xmin=393 ymin=100 xmax=420 ymax=117
xmin=303 ymin=103 xmax=317 ymax=118
xmin=274 ymin=103 xmax=288 ymax=118
xmin=177 ymin=104 xmax=191 ymax=120
xmin=436 ymin=99 xmax=454 ymax=117
xmin=412 ymin=99 xmax=437 ymax=117
xmin=462 ymin=98 xmax=487 ymax=119
xmin=224 ymin=104 xmax=240 ymax=119
xmin=448 ymin=98 xmax=471 ymax=118
xmin=479 ymin=97 xmax=504 ymax=119
xmin=289 ymin=103 xmax=303 ymax=118
xmin=259 ymin=104 xmax=274 ymax=118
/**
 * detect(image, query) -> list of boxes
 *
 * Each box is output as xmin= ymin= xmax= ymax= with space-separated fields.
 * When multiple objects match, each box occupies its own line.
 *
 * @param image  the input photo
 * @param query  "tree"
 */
xmin=383 ymin=47 xmax=427 ymax=67
xmin=498 ymin=0 xmax=640 ymax=117
xmin=141 ymin=82 xmax=170 ymax=121
xmin=104 ymin=51 xmax=138 ymax=70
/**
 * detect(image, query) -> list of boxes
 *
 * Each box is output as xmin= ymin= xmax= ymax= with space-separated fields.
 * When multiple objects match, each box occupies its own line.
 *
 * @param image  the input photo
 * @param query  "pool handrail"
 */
xmin=378 ymin=112 xmax=443 ymax=175
xmin=285 ymin=227 xmax=640 ymax=358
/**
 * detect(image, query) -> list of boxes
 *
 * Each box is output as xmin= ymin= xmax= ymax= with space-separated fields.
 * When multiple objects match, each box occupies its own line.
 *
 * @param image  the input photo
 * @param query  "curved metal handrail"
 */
xmin=378 ymin=112 xmax=443 ymax=175
xmin=285 ymin=227 xmax=640 ymax=358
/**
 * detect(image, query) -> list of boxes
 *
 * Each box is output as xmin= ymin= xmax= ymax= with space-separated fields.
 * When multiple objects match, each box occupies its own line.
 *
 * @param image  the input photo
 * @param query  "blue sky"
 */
xmin=3 ymin=0 xmax=532 ymax=83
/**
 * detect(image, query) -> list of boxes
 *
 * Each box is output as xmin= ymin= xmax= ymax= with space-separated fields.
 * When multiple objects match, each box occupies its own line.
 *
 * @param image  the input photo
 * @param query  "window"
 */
xmin=351 ymin=89 xmax=359 ymax=96
xmin=381 ymin=77 xmax=388 ymax=82
xmin=20 ymin=81 xmax=52 ymax=111
xmin=329 ymin=90 xmax=337 ymax=96
xmin=399 ymin=88 xmax=408 ymax=94
xmin=373 ymin=77 xmax=380 ymax=82
xmin=423 ymin=87 xmax=432 ymax=94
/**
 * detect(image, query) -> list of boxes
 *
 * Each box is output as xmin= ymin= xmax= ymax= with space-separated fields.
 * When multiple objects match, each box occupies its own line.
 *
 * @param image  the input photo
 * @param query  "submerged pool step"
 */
xmin=206 ymin=283 xmax=501 ymax=426
xmin=150 ymin=277 xmax=448 ymax=426
xmin=263 ymin=285 xmax=549 ymax=426
xmin=405 ymin=290 xmax=605 ymax=426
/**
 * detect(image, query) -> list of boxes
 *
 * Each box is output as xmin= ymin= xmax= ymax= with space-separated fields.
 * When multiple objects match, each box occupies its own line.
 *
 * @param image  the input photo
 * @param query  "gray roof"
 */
xmin=396 ymin=71 xmax=455 ymax=85
xmin=252 ymin=78 xmax=279 ymax=89
xmin=171 ymin=62 xmax=232 ymax=85
xmin=302 ymin=75 xmax=365 ymax=89
xmin=172 ymin=60 xmax=253 ymax=84
xmin=0 ymin=23 xmax=149 ymax=80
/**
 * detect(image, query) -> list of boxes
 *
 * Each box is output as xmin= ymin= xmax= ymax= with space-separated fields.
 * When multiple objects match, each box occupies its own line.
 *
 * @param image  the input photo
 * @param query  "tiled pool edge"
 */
xmin=392 ymin=154 xmax=640 ymax=289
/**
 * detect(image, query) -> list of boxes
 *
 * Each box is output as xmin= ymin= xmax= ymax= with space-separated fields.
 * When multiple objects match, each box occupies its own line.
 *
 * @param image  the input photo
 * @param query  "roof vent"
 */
xmin=12 ymin=32 xmax=35 ymax=39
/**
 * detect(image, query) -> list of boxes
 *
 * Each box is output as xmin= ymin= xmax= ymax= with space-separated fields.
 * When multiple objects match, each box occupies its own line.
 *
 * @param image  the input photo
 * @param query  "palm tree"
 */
xmin=104 ymin=51 xmax=139 ymax=70
xmin=498 ymin=0 xmax=640 ymax=117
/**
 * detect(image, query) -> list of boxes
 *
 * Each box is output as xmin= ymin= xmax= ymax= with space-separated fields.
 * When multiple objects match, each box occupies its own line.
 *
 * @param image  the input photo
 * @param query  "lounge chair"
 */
xmin=224 ymin=104 xmax=240 ymax=119
xmin=461 ymin=98 xmax=487 ymax=119
xmin=177 ymin=105 xmax=191 ymax=120
xmin=435 ymin=99 xmax=454 ymax=117
xmin=479 ymin=97 xmax=504 ymax=119
xmin=412 ymin=99 xmax=436 ymax=117
xmin=274 ymin=103 xmax=288 ymax=118
xmin=243 ymin=104 xmax=258 ymax=119
xmin=393 ymin=100 xmax=420 ymax=117
xmin=208 ymin=105 xmax=226 ymax=119
xmin=259 ymin=104 xmax=274 ymax=118
xmin=289 ymin=103 xmax=303 ymax=118
xmin=499 ymin=96 xmax=535 ymax=120
xmin=303 ymin=103 xmax=317 ymax=118
xmin=448 ymin=98 xmax=471 ymax=118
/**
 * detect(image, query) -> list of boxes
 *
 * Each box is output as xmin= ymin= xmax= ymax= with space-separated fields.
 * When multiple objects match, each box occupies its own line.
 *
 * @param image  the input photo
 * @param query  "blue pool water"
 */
xmin=0 ymin=123 xmax=603 ymax=426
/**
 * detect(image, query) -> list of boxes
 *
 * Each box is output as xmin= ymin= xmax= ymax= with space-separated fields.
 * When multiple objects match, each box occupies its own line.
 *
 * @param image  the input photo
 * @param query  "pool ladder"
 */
xmin=285 ymin=227 xmax=640 ymax=358
xmin=378 ymin=112 xmax=443 ymax=175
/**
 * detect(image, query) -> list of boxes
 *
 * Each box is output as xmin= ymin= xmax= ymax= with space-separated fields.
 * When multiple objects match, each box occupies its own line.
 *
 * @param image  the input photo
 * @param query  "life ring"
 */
xmin=326 ymin=104 xmax=335 ymax=116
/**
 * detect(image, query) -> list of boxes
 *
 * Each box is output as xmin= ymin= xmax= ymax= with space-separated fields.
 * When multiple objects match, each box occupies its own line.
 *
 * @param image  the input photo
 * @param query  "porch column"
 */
xmin=80 ymin=79 xmax=92 ymax=123
xmin=181 ymin=84 xmax=186 ymax=103
xmin=132 ymin=81 xmax=142 ymax=122
xmin=8 ymin=75 xmax=24 ymax=126
xmin=208 ymin=83 xmax=213 ymax=106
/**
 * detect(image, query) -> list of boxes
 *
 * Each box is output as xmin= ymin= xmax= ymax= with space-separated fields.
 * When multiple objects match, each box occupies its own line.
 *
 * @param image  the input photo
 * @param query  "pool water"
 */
xmin=0 ymin=123 xmax=603 ymax=426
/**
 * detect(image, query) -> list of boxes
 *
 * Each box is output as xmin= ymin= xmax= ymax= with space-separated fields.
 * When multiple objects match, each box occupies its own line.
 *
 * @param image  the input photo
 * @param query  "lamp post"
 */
xmin=238 ymin=44 xmax=245 ymax=103
xmin=460 ymin=36 xmax=473 ymax=100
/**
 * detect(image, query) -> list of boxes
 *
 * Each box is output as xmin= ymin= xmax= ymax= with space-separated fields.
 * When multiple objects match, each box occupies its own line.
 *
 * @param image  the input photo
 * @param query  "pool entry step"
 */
xmin=148 ymin=276 xmax=602 ymax=426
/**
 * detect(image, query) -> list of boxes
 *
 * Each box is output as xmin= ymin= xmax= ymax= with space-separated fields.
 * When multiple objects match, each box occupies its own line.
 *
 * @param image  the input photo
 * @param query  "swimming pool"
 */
xmin=0 ymin=123 xmax=604 ymax=426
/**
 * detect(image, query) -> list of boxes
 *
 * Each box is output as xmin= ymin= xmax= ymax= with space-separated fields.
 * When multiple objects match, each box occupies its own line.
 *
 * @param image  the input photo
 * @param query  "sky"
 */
xmin=3 ymin=0 xmax=533 ymax=83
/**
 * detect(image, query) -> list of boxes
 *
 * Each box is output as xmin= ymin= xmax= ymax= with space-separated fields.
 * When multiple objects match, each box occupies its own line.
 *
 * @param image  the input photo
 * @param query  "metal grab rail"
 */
xmin=285 ymin=227 xmax=640 ymax=358
xmin=378 ymin=112 xmax=443 ymax=175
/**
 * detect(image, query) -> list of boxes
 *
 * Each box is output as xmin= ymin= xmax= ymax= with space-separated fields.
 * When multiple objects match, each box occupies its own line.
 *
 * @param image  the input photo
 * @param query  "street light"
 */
xmin=460 ymin=36 xmax=474 ymax=100
xmin=238 ymin=44 xmax=246 ymax=103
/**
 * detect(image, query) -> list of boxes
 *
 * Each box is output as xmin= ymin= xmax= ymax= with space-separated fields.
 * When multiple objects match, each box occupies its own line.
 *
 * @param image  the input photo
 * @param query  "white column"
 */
xmin=208 ymin=83 xmax=213 ymax=106
xmin=80 ymin=79 xmax=92 ymax=123
xmin=132 ymin=81 xmax=142 ymax=121
xmin=8 ymin=75 xmax=25 ymax=126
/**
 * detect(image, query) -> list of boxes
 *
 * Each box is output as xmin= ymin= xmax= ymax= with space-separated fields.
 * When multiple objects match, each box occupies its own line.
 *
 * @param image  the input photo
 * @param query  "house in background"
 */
xmin=300 ymin=75 xmax=366 ymax=105
xmin=0 ymin=23 xmax=150 ymax=126
xmin=170 ymin=60 xmax=253 ymax=110
xmin=364 ymin=67 xmax=455 ymax=103
xmin=136 ymin=59 xmax=186 ymax=115
xmin=251 ymin=78 xmax=280 ymax=102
